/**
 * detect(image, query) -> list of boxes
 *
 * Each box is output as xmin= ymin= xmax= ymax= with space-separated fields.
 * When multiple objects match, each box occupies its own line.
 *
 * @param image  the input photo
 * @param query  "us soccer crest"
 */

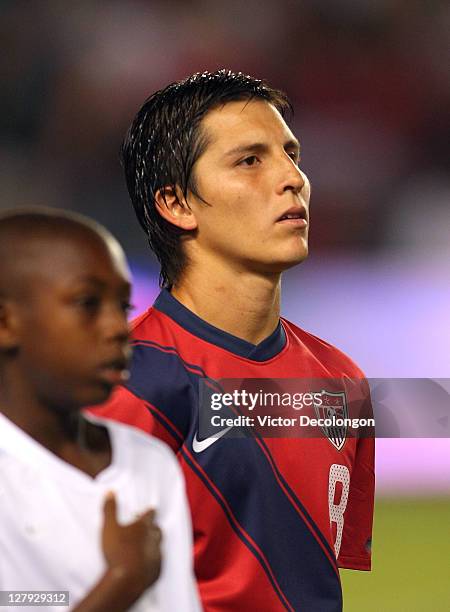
xmin=313 ymin=390 xmax=348 ymax=451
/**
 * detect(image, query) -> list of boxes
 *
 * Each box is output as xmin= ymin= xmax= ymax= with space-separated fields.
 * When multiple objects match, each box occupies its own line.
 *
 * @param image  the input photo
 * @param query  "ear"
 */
xmin=0 ymin=299 xmax=20 ymax=352
xmin=154 ymin=186 xmax=198 ymax=231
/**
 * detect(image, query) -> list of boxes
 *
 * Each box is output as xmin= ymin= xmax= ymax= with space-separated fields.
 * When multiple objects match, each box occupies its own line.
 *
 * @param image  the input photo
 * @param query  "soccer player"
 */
xmin=0 ymin=209 xmax=200 ymax=612
xmin=93 ymin=70 xmax=375 ymax=611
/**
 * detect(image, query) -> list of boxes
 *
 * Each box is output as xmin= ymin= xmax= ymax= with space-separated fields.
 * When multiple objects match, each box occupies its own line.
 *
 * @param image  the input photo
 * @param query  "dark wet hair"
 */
xmin=121 ymin=69 xmax=291 ymax=288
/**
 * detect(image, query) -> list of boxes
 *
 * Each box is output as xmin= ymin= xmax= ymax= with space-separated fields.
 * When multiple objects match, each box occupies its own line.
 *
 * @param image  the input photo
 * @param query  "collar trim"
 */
xmin=153 ymin=289 xmax=286 ymax=361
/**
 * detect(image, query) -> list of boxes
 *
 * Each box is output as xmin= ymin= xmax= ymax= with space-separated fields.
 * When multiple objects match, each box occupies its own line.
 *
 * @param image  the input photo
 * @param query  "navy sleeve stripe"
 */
xmin=127 ymin=343 xmax=226 ymax=440
xmin=125 ymin=344 xmax=199 ymax=438
xmin=180 ymin=446 xmax=295 ymax=612
xmin=132 ymin=340 xmax=208 ymax=376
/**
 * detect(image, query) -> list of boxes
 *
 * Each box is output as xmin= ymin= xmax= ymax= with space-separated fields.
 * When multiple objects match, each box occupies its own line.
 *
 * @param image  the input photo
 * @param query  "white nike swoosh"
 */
xmin=192 ymin=426 xmax=233 ymax=453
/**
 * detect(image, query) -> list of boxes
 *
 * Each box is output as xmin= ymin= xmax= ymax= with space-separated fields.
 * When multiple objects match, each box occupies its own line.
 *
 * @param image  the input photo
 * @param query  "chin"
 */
xmin=81 ymin=385 xmax=114 ymax=407
xmin=276 ymin=246 xmax=309 ymax=270
xmin=247 ymin=242 xmax=309 ymax=275
xmin=261 ymin=254 xmax=308 ymax=276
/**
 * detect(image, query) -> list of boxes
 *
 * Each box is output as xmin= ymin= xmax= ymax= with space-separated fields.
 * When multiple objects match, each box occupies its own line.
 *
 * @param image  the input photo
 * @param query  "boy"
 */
xmin=94 ymin=70 xmax=375 ymax=611
xmin=0 ymin=208 xmax=200 ymax=611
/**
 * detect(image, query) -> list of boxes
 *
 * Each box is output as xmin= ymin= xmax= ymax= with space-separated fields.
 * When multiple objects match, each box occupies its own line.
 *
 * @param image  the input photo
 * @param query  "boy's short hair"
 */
xmin=0 ymin=206 xmax=123 ymax=300
xmin=121 ymin=69 xmax=291 ymax=288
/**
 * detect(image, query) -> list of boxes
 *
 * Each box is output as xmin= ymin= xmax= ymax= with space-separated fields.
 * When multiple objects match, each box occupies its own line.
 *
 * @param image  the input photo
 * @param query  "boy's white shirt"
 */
xmin=0 ymin=412 xmax=201 ymax=612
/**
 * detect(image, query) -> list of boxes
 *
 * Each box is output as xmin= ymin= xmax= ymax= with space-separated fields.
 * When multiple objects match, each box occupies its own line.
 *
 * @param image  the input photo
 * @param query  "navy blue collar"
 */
xmin=153 ymin=289 xmax=286 ymax=361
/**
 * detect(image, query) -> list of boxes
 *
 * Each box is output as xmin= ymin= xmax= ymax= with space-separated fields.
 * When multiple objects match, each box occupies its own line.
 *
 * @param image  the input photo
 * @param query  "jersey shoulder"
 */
xmin=129 ymin=304 xmax=196 ymax=351
xmin=282 ymin=317 xmax=366 ymax=378
xmin=130 ymin=306 xmax=160 ymax=334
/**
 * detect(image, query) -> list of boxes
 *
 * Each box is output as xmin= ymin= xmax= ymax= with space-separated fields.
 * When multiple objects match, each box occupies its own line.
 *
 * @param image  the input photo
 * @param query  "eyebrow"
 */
xmin=73 ymin=276 xmax=131 ymax=292
xmin=223 ymin=138 xmax=301 ymax=159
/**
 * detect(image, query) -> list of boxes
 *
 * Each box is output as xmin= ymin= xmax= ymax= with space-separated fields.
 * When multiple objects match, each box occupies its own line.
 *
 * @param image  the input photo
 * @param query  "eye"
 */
xmin=287 ymin=151 xmax=300 ymax=165
xmin=77 ymin=296 xmax=99 ymax=308
xmin=238 ymin=155 xmax=260 ymax=167
xmin=120 ymin=300 xmax=135 ymax=314
xmin=75 ymin=295 xmax=101 ymax=314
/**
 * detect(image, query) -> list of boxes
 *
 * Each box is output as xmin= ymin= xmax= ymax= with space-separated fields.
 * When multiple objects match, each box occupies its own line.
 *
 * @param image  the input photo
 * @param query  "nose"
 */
xmin=101 ymin=303 xmax=130 ymax=345
xmin=276 ymin=155 xmax=306 ymax=196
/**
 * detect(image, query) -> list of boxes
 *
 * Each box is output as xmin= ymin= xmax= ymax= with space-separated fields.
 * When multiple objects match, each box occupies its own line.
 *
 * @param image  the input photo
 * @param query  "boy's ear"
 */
xmin=0 ymin=299 xmax=20 ymax=352
xmin=154 ymin=186 xmax=198 ymax=231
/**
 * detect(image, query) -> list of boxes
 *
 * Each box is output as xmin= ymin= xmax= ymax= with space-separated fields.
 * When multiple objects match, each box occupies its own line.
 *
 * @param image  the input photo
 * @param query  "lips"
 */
xmin=277 ymin=206 xmax=308 ymax=227
xmin=98 ymin=357 xmax=130 ymax=385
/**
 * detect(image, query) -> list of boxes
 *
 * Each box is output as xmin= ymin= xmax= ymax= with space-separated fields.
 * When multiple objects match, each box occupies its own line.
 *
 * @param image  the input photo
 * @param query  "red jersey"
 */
xmin=92 ymin=290 xmax=374 ymax=612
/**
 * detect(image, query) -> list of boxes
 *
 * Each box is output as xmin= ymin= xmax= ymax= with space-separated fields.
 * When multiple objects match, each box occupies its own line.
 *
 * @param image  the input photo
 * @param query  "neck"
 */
xmin=0 ymin=371 xmax=111 ymax=477
xmin=0 ymin=372 xmax=81 ymax=453
xmin=171 ymin=260 xmax=281 ymax=345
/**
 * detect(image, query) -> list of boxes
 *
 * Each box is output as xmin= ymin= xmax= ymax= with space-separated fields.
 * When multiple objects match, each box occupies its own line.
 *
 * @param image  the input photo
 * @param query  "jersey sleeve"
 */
xmin=338 ymin=434 xmax=375 ymax=570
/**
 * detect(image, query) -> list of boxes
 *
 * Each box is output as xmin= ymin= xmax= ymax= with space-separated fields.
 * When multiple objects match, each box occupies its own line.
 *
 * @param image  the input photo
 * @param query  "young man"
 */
xmin=94 ymin=70 xmax=375 ymax=612
xmin=0 ymin=209 xmax=200 ymax=612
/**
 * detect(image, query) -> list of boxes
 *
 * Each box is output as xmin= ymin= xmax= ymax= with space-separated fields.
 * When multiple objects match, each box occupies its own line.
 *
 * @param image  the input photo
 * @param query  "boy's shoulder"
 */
xmin=86 ymin=414 xmax=178 ymax=469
